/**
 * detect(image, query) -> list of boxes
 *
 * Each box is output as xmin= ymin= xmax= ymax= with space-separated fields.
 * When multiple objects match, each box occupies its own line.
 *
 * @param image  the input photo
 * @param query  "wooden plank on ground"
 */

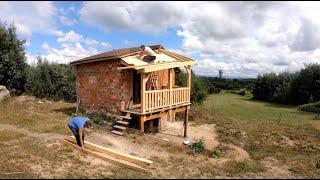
xmin=59 ymin=138 xmax=149 ymax=172
xmin=67 ymin=136 xmax=153 ymax=165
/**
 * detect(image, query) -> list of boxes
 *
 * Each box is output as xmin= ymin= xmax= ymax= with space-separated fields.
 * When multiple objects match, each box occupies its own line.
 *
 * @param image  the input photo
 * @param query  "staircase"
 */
xmin=111 ymin=112 xmax=131 ymax=136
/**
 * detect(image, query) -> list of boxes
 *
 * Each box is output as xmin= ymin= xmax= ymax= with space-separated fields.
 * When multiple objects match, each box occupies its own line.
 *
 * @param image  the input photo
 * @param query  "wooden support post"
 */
xmin=184 ymin=106 xmax=189 ymax=138
xmin=169 ymin=68 xmax=173 ymax=107
xmin=139 ymin=116 xmax=145 ymax=133
xmin=141 ymin=73 xmax=147 ymax=113
xmin=186 ymin=65 xmax=191 ymax=102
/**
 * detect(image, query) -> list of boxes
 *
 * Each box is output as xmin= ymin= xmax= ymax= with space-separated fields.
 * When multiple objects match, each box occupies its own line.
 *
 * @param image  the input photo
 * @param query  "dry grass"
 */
xmin=1 ymin=94 xmax=320 ymax=178
xmin=190 ymin=93 xmax=320 ymax=178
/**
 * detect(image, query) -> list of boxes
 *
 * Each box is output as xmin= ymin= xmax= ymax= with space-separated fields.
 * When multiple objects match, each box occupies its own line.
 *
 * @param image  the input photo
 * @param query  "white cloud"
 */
xmin=57 ymin=30 xmax=83 ymax=44
xmin=78 ymin=1 xmax=320 ymax=77
xmin=101 ymin=42 xmax=111 ymax=49
xmin=59 ymin=15 xmax=77 ymax=26
xmin=27 ymin=30 xmax=107 ymax=64
xmin=85 ymin=38 xmax=99 ymax=47
xmin=0 ymin=1 xmax=56 ymax=37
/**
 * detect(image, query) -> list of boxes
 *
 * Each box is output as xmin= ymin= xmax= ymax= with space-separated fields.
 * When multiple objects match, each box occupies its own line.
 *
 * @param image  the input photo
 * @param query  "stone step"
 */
xmin=114 ymin=125 xmax=127 ymax=130
xmin=111 ymin=130 xmax=123 ymax=136
xmin=117 ymin=120 xmax=129 ymax=125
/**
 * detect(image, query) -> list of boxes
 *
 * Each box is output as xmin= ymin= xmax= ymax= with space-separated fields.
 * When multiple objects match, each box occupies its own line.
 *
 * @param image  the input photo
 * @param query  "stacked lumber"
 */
xmin=59 ymin=137 xmax=152 ymax=172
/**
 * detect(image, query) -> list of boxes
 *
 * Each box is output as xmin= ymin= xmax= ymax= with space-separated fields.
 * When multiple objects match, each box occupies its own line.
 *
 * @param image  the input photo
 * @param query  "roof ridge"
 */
xmin=70 ymin=44 xmax=163 ymax=65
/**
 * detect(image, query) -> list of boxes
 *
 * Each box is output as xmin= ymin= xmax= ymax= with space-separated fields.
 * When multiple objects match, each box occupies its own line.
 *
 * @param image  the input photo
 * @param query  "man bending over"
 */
xmin=139 ymin=45 xmax=157 ymax=63
xmin=68 ymin=116 xmax=92 ymax=148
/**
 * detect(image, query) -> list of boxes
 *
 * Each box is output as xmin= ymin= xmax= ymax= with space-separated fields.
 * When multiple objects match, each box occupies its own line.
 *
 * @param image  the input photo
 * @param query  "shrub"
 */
xmin=252 ymin=64 xmax=320 ymax=105
xmin=210 ymin=149 xmax=221 ymax=158
xmin=87 ymin=112 xmax=106 ymax=127
xmin=190 ymin=140 xmax=206 ymax=153
xmin=298 ymin=101 xmax=320 ymax=113
xmin=316 ymin=159 xmax=320 ymax=169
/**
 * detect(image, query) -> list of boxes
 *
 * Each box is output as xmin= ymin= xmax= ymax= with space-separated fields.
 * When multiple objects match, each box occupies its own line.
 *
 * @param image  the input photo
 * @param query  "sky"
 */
xmin=1 ymin=1 xmax=320 ymax=78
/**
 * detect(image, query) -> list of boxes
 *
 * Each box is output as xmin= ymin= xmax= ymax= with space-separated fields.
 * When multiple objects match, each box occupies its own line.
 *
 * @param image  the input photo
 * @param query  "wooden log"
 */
xmin=59 ymin=138 xmax=148 ymax=172
xmin=67 ymin=136 xmax=153 ymax=165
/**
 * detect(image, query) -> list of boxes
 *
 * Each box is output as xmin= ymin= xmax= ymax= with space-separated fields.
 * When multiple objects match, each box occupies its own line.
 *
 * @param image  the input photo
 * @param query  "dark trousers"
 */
xmin=143 ymin=55 xmax=156 ymax=63
xmin=68 ymin=125 xmax=84 ymax=147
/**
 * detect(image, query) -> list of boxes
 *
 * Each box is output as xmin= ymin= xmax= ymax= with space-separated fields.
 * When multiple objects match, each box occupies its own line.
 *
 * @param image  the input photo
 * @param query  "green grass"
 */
xmin=196 ymin=92 xmax=316 ymax=123
xmin=190 ymin=92 xmax=320 ymax=177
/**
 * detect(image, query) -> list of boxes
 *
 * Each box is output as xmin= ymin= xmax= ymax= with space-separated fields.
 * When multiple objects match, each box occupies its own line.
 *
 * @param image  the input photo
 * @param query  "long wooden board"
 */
xmin=67 ymin=136 xmax=153 ymax=165
xmin=59 ymin=138 xmax=149 ymax=172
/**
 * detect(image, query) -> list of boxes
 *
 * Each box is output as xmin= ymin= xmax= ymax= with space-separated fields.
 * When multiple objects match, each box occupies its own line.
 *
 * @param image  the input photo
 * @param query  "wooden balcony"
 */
xmin=144 ymin=87 xmax=190 ymax=112
xmin=122 ymin=66 xmax=192 ymax=115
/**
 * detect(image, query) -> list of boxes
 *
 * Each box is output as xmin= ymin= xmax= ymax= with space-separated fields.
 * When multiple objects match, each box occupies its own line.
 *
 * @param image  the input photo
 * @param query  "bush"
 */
xmin=87 ymin=112 xmax=105 ymax=126
xmin=298 ymin=101 xmax=320 ymax=113
xmin=190 ymin=140 xmax=206 ymax=153
xmin=252 ymin=64 xmax=320 ymax=105
xmin=210 ymin=149 xmax=221 ymax=158
xmin=316 ymin=159 xmax=320 ymax=169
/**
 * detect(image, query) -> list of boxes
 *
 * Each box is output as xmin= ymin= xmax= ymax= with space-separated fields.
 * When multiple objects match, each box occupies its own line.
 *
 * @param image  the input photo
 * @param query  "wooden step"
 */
xmin=114 ymin=125 xmax=127 ymax=130
xmin=116 ymin=115 xmax=131 ymax=120
xmin=117 ymin=120 xmax=129 ymax=125
xmin=111 ymin=130 xmax=123 ymax=136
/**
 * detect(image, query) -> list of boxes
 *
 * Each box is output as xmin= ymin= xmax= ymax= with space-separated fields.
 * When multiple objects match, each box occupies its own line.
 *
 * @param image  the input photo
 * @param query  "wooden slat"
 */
xmin=67 ymin=136 xmax=153 ymax=165
xmin=59 ymin=138 xmax=148 ymax=172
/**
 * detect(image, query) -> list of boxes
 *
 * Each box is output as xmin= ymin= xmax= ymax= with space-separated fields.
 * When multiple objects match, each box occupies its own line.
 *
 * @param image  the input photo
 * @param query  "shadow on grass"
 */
xmin=53 ymin=107 xmax=77 ymax=116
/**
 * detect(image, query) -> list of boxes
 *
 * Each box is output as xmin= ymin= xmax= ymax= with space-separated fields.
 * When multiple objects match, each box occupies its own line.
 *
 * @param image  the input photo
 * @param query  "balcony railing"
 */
xmin=144 ymin=87 xmax=190 ymax=112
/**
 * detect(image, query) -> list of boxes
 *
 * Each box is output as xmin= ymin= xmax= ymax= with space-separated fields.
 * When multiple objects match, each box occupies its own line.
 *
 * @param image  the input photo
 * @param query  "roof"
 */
xmin=70 ymin=44 xmax=196 ymax=73
xmin=70 ymin=44 xmax=164 ymax=65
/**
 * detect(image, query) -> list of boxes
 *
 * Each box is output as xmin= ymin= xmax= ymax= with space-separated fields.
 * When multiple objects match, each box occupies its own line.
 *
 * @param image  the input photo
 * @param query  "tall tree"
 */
xmin=0 ymin=22 xmax=27 ymax=94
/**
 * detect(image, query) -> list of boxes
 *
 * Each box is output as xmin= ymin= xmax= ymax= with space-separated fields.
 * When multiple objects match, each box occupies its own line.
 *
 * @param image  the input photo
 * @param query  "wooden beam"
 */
xmin=68 ymin=136 xmax=152 ymax=165
xmin=117 ymin=66 xmax=135 ymax=70
xmin=159 ymin=49 xmax=189 ymax=62
xmin=184 ymin=106 xmax=189 ymax=138
xmin=141 ymin=73 xmax=147 ymax=113
xmin=139 ymin=116 xmax=145 ymax=133
xmin=160 ymin=49 xmax=197 ymax=62
xmin=169 ymin=68 xmax=173 ymax=108
xmin=187 ymin=65 xmax=191 ymax=103
xmin=140 ymin=61 xmax=196 ymax=73
xmin=145 ymin=112 xmax=165 ymax=121
xmin=122 ymin=102 xmax=191 ymax=115
xmin=59 ymin=138 xmax=148 ymax=172
xmin=173 ymin=106 xmax=187 ymax=113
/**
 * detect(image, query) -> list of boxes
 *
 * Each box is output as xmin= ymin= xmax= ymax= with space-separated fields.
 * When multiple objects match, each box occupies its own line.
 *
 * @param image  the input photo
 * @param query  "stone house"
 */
xmin=70 ymin=45 xmax=196 ymax=136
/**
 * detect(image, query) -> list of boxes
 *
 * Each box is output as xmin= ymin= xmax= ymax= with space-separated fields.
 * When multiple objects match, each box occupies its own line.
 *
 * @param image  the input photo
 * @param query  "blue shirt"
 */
xmin=68 ymin=116 xmax=89 ymax=132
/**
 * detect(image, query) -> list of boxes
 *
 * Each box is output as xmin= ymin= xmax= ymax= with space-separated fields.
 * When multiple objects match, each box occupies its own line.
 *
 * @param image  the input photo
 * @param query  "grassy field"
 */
xmin=190 ymin=92 xmax=320 ymax=177
xmin=0 ymin=93 xmax=320 ymax=178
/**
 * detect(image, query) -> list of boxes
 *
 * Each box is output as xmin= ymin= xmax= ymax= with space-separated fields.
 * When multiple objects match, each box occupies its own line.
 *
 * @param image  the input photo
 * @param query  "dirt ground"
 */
xmin=0 ymin=95 xmax=310 ymax=178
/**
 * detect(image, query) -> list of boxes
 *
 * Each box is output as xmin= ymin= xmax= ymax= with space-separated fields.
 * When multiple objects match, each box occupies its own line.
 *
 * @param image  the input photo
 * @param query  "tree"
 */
xmin=0 ymin=22 xmax=27 ymax=94
xmin=26 ymin=57 xmax=76 ymax=102
xmin=175 ymin=70 xmax=208 ymax=104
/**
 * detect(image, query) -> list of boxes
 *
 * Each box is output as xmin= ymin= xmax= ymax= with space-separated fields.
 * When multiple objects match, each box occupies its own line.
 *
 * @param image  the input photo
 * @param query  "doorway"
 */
xmin=132 ymin=70 xmax=141 ymax=104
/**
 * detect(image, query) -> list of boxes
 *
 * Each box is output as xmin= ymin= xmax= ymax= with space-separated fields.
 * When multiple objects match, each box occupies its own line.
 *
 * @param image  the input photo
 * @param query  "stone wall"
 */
xmin=76 ymin=60 xmax=131 ymax=114
xmin=75 ymin=60 xmax=170 ymax=115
